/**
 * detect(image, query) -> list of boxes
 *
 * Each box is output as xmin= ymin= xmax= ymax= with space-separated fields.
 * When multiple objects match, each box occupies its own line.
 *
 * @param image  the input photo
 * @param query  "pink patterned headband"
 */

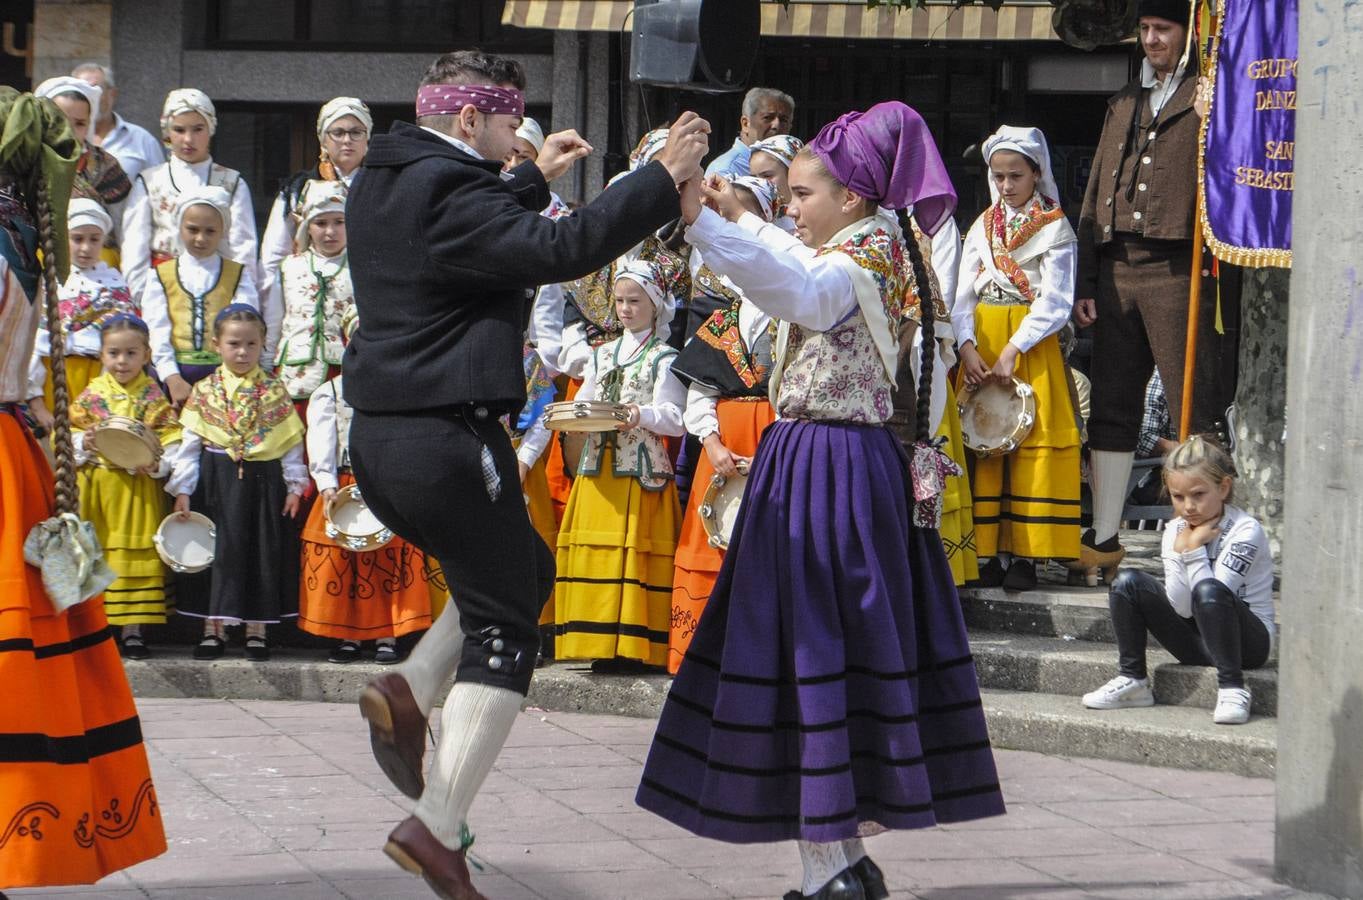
xmin=416 ymin=83 xmax=525 ymax=118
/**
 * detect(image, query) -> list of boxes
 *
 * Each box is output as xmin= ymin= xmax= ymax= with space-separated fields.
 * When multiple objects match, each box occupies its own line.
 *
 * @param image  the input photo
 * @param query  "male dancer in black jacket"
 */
xmin=343 ymin=50 xmax=709 ymax=897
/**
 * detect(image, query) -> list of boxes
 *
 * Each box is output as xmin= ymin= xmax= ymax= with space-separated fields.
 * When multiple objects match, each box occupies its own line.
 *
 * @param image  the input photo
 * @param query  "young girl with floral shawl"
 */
xmin=70 ymin=315 xmax=181 ymax=657
xmin=166 ymin=304 xmax=306 ymax=661
xmin=554 ymin=258 xmax=686 ymax=670
xmin=26 ymin=199 xmax=136 ymax=433
xmin=952 ymin=125 xmax=1081 ymax=592
xmin=638 ymin=103 xmax=1005 ymax=900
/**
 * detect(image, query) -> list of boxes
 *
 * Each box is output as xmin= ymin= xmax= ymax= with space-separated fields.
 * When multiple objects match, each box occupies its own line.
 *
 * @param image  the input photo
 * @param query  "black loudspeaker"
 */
xmin=630 ymin=0 xmax=760 ymax=93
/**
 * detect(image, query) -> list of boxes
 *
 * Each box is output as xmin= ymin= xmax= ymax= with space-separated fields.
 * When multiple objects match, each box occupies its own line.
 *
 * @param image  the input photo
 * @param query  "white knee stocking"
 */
xmin=841 ymin=837 xmax=867 ymax=866
xmin=396 ymin=600 xmax=465 ymax=715
xmin=1090 ymin=450 xmax=1136 ymax=544
xmin=797 ymin=840 xmax=849 ymax=896
xmin=413 ymin=681 xmax=522 ymax=851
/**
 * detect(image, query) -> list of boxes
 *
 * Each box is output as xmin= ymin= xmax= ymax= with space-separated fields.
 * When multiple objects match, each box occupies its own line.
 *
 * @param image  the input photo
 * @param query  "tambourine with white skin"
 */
xmin=324 ymin=483 xmax=394 ymax=552
xmin=542 ymin=400 xmax=632 ymax=432
xmin=154 ymin=511 xmax=216 ymax=573
xmin=699 ymin=459 xmax=750 ymax=550
xmin=959 ymin=376 xmax=1036 ymax=458
xmin=89 ymin=416 xmax=162 ymax=471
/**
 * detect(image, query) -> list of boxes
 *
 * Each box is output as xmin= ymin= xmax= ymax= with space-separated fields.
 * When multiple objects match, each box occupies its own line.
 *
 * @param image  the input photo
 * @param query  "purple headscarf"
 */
xmin=806 ymin=101 xmax=956 ymax=236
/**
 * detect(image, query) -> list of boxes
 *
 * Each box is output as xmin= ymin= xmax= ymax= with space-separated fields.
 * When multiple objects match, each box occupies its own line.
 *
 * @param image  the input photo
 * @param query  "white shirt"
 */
xmin=1162 ymin=505 xmax=1276 ymax=649
xmin=164 ymin=431 xmax=308 ymax=497
xmin=951 ymin=198 xmax=1077 ymax=354
xmin=686 ymin=208 xmax=853 ymax=331
xmin=141 ymin=253 xmax=260 ymax=381
xmin=420 ymin=126 xmax=483 ymax=159
xmin=121 ymin=156 xmax=259 ymax=299
xmin=556 ymin=320 xmax=593 ymax=380
xmin=258 ymin=169 xmax=356 ymax=291
xmin=1141 ymin=58 xmax=1187 ymax=119
xmin=306 ymin=379 xmax=344 ymax=493
xmin=95 ymin=113 xmax=165 ymax=184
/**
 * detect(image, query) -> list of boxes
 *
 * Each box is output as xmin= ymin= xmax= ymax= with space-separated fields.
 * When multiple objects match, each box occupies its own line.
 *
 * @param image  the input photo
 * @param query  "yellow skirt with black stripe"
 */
xmin=77 ymin=465 xmax=172 ymax=625
xmin=936 ymin=380 xmax=979 ymax=585
xmin=554 ymin=445 xmax=679 ymax=665
xmin=522 ymin=452 xmax=559 ymax=626
xmin=962 ymin=301 xmax=1082 ymax=561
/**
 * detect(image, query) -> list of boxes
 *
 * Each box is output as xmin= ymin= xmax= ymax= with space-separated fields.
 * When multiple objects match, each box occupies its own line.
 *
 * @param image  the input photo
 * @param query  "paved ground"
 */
xmin=11 ymin=698 xmax=1300 ymax=900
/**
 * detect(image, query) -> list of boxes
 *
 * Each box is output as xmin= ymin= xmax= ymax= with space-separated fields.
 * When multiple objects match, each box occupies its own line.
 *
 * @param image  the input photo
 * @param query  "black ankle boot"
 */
xmin=783 ymin=867 xmax=867 ymax=900
xmin=852 ymin=856 xmax=889 ymax=900
xmin=1002 ymin=558 xmax=1038 ymax=591
xmin=975 ymin=557 xmax=1006 ymax=587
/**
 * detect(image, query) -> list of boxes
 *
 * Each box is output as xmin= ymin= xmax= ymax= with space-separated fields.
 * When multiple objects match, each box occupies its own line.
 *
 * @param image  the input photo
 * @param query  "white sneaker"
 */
xmin=1213 ymin=687 xmax=1252 ymax=725
xmin=1082 ymin=676 xmax=1155 ymax=710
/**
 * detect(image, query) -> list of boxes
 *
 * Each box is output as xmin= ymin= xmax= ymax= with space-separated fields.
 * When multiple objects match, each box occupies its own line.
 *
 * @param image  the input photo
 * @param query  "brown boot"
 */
xmin=359 ymin=673 xmax=427 ymax=799
xmin=384 ymin=816 xmax=486 ymax=900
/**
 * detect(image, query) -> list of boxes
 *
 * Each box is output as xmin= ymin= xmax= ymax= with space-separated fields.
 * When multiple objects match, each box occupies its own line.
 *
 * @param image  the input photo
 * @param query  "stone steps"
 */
xmin=980 ymin=688 xmax=1276 ymax=778
xmin=970 ymin=629 xmax=1279 ymax=717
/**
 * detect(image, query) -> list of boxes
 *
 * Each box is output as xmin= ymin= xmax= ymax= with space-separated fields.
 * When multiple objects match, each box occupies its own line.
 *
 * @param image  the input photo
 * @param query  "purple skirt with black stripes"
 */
xmin=635 ymin=419 xmax=1005 ymax=844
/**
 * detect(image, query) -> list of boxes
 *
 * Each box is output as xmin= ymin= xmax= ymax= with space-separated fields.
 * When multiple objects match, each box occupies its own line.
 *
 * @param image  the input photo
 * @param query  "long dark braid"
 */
xmin=896 ymin=207 xmax=936 ymax=445
xmin=35 ymin=175 xmax=79 ymax=514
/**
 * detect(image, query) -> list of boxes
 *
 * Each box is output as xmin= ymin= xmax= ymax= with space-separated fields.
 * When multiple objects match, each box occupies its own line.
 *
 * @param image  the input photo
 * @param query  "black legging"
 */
xmin=1109 ymin=569 xmax=1270 ymax=689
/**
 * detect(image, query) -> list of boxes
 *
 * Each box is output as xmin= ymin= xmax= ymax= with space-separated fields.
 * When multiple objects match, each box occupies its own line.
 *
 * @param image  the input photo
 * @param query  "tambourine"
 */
xmin=699 ymin=460 xmax=750 ymax=550
xmin=542 ymin=400 xmax=631 ymax=432
xmin=959 ymin=377 xmax=1036 ymax=458
xmin=324 ymin=484 xmax=394 ymax=552
xmin=91 ymin=416 xmax=162 ymax=470
xmin=154 ymin=512 xmax=216 ymax=573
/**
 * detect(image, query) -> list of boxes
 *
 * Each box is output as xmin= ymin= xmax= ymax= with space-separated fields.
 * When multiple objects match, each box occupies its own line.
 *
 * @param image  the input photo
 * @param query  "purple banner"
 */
xmin=1200 ymin=0 xmax=1296 ymax=268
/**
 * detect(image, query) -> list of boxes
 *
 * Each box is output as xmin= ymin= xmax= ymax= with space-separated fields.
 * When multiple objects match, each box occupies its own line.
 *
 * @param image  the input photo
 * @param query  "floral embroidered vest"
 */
xmin=154 ymin=257 xmax=245 ymax=367
xmin=577 ymin=335 xmax=677 ymax=490
xmin=141 ymin=161 xmax=241 ymax=263
xmin=775 ymin=312 xmax=894 ymax=424
xmin=275 ymin=251 xmax=354 ymax=399
xmin=770 ymin=217 xmax=914 ymax=424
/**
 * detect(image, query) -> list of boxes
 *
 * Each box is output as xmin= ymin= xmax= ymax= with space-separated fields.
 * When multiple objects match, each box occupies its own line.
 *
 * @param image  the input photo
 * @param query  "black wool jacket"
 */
xmin=343 ymin=121 xmax=682 ymax=413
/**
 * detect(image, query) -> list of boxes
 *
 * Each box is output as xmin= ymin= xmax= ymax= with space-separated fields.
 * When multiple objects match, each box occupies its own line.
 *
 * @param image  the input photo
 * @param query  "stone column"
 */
xmin=1231 ymin=268 xmax=1288 ymax=556
xmin=32 ymin=0 xmax=110 ymax=83
xmin=1275 ymin=2 xmax=1363 ymax=896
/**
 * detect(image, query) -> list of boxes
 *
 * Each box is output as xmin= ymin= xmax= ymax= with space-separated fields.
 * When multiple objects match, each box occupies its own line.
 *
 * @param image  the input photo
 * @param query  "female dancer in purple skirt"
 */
xmin=636 ymin=102 xmax=1006 ymax=900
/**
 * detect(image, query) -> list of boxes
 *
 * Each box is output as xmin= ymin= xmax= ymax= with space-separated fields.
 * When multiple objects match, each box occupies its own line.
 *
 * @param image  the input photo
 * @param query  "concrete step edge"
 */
xmin=980 ymin=688 xmax=1277 ymax=778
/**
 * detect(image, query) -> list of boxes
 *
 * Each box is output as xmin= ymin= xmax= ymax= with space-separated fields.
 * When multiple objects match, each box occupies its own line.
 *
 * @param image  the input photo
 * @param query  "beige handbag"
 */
xmin=23 ymin=175 xmax=116 ymax=613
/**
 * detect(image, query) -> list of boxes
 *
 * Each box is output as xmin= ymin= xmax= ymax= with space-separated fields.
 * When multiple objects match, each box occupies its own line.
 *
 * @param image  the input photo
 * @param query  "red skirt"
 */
xmin=297 ymin=472 xmax=438 ymax=641
xmin=0 ymin=410 xmax=166 ymax=887
xmin=667 ymin=397 xmax=776 ymax=674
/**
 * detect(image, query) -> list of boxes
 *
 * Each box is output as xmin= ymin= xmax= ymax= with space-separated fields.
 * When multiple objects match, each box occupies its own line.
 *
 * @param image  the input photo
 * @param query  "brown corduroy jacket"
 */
xmin=1076 ymin=74 xmax=1200 ymax=298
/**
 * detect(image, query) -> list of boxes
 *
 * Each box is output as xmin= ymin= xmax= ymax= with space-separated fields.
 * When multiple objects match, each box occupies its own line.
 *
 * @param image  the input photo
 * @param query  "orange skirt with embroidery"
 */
xmin=0 ymin=411 xmax=166 ymax=888
xmin=298 ymin=472 xmax=438 ymax=641
xmin=668 ymin=397 xmax=776 ymax=674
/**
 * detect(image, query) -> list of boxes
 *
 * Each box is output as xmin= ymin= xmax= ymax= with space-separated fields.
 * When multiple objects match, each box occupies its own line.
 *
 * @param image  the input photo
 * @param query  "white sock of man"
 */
xmin=798 ymin=840 xmax=850 ymax=895
xmin=395 ymin=597 xmax=465 ymax=715
xmin=1090 ymin=449 xmax=1136 ymax=544
xmin=413 ymin=681 xmax=522 ymax=851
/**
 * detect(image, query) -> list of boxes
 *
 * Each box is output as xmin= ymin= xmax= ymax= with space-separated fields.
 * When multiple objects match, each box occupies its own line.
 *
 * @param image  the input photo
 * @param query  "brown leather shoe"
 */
xmin=384 ymin=816 xmax=486 ymax=900
xmin=359 ymin=673 xmax=427 ymax=799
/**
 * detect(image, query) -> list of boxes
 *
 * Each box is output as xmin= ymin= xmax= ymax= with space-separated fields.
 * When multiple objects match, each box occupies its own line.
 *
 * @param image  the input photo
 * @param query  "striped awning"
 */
xmin=501 ymin=1 xmax=1062 ymax=42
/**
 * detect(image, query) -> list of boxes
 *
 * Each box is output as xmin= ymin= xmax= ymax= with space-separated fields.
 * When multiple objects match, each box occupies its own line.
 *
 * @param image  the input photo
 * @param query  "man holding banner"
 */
xmin=1072 ymin=0 xmax=1231 ymax=573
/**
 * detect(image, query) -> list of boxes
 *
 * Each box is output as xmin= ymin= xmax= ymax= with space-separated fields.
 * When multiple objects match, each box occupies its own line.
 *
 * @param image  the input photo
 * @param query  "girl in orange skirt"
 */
xmin=0 ymin=92 xmax=165 ymax=888
xmin=299 ymin=314 xmax=437 ymax=664
xmin=667 ymin=176 xmax=780 ymax=674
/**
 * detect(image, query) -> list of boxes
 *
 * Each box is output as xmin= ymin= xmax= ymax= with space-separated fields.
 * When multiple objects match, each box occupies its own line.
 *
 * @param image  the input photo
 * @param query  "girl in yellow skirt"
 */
xmin=299 ymin=313 xmax=438 ymax=664
xmin=554 ymin=258 xmax=685 ymax=672
xmin=24 ymin=199 xmax=135 ymax=435
xmin=953 ymin=125 xmax=1081 ymax=591
xmin=70 ymin=315 xmax=181 ymax=659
